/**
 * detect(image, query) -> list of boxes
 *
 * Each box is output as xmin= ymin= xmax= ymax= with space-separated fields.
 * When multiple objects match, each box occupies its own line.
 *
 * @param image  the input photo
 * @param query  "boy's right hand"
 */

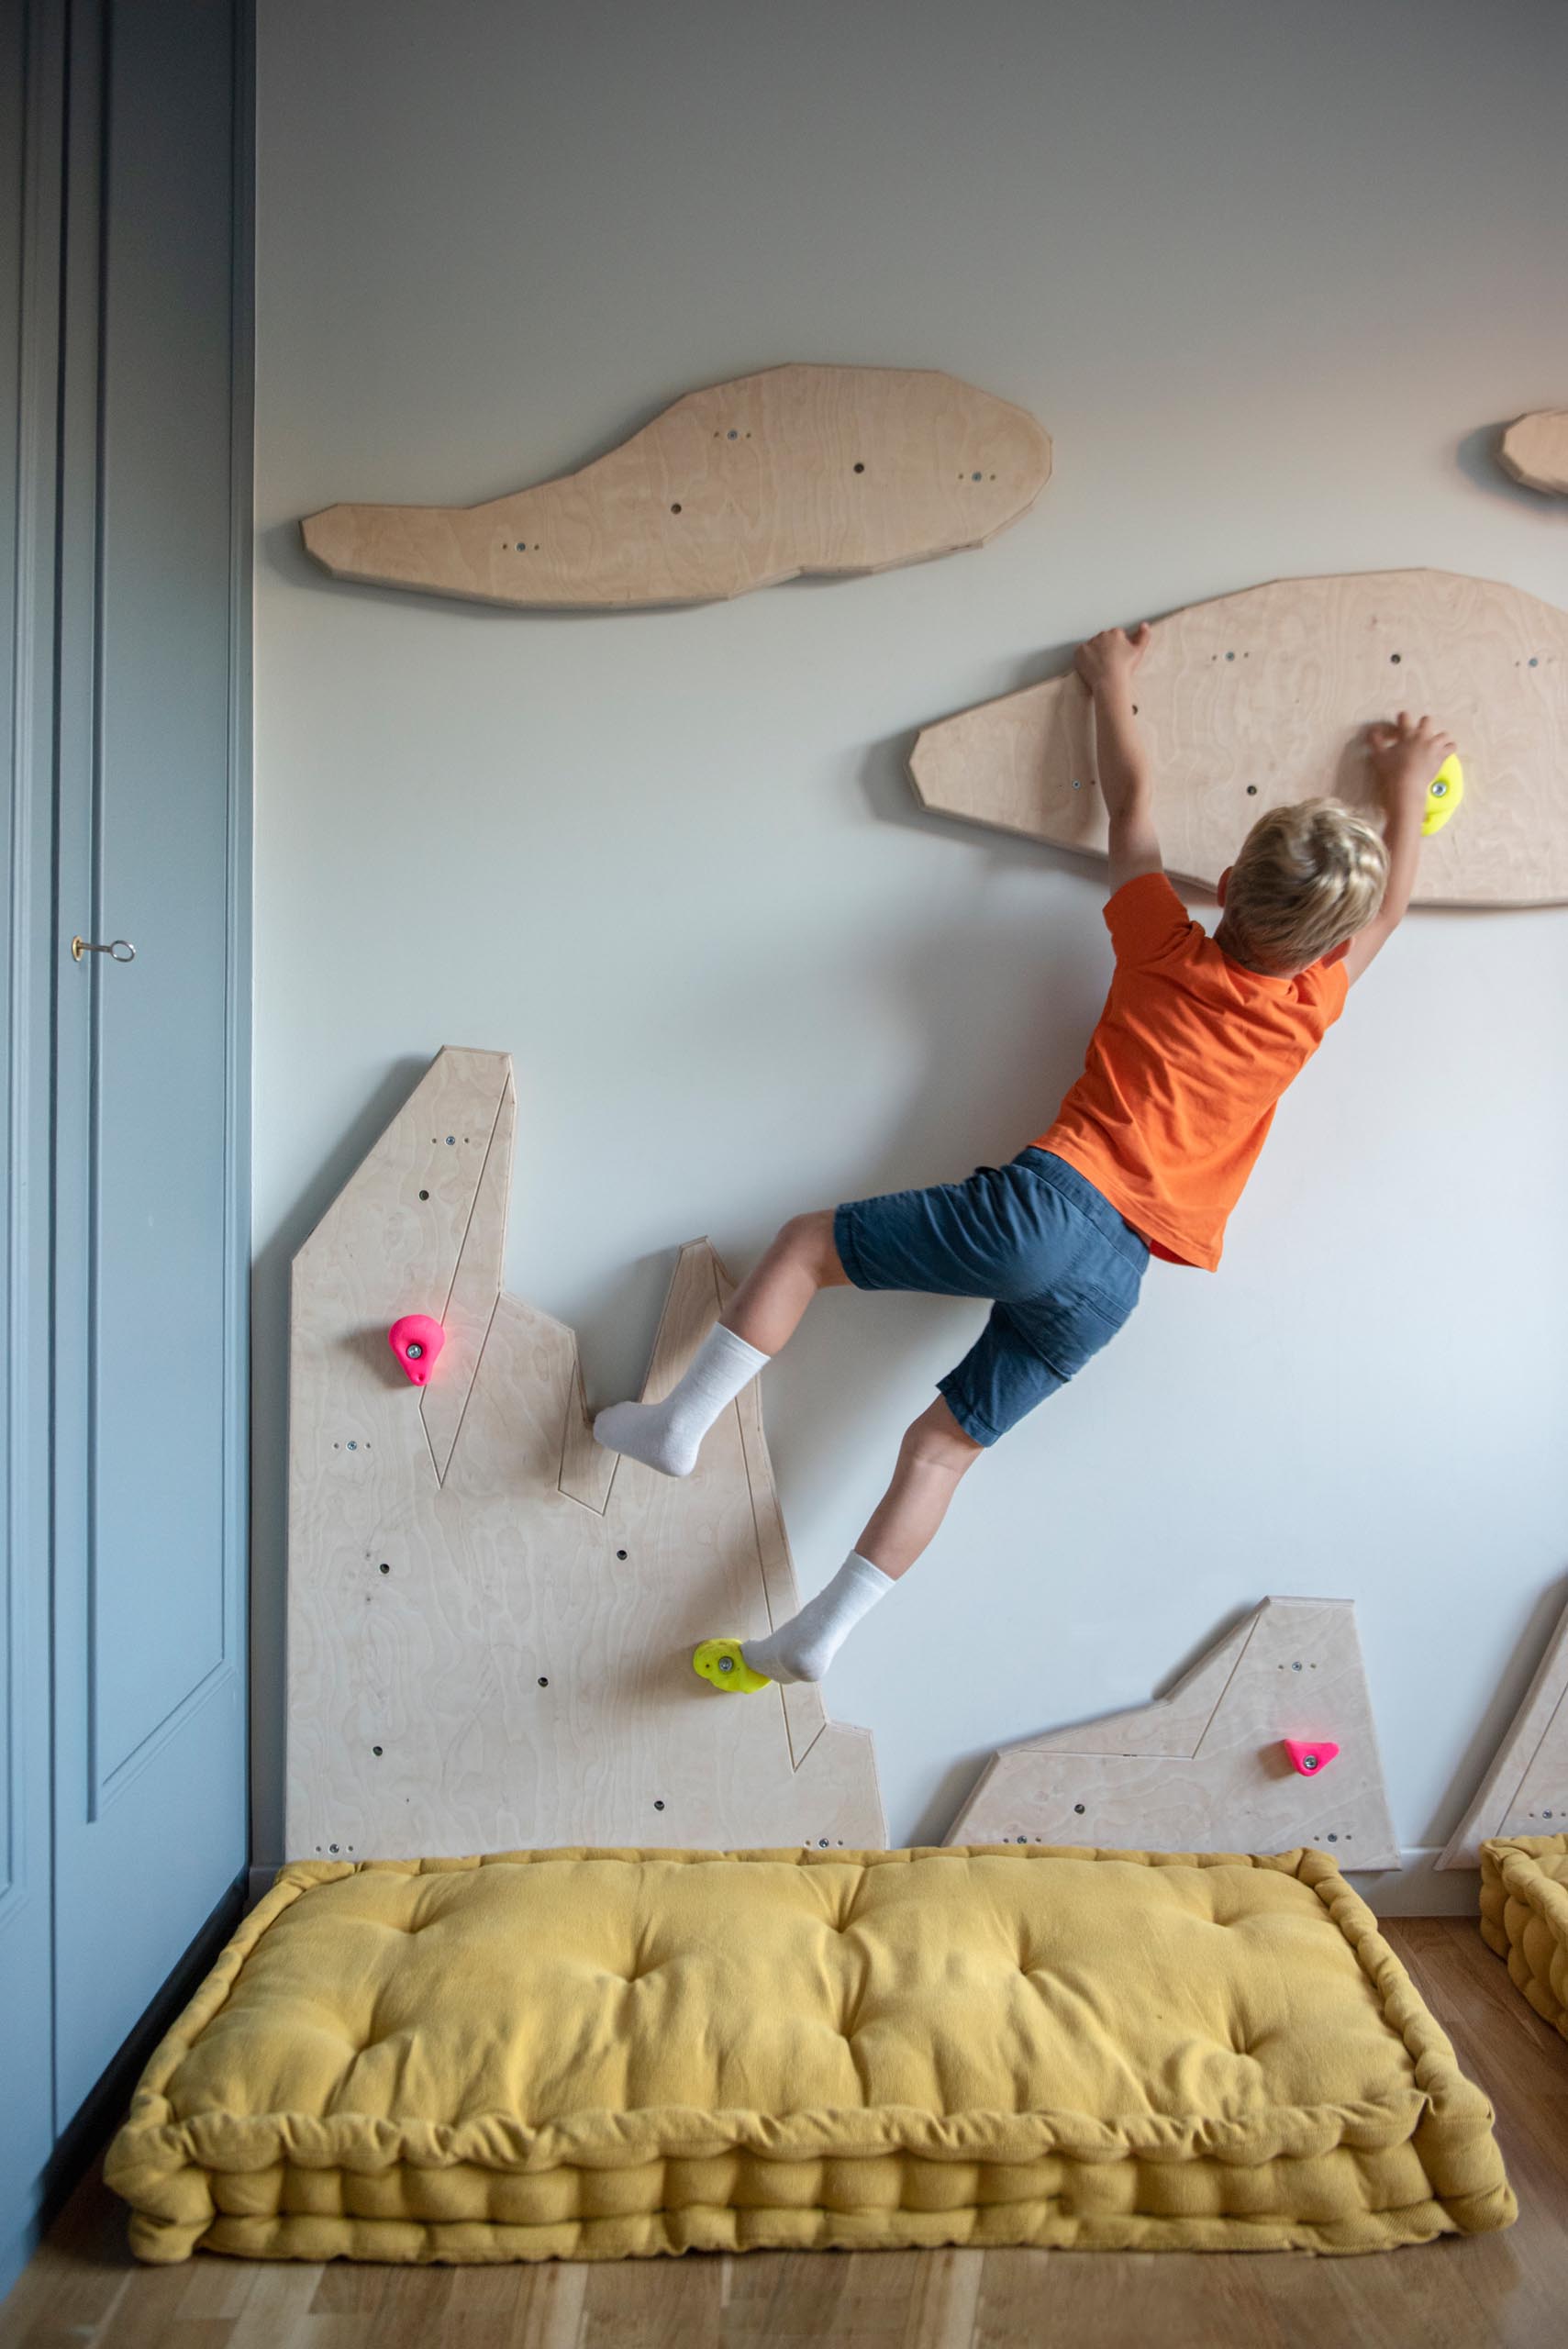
xmin=1074 ymin=622 xmax=1151 ymax=697
xmin=1367 ymin=711 xmax=1456 ymax=807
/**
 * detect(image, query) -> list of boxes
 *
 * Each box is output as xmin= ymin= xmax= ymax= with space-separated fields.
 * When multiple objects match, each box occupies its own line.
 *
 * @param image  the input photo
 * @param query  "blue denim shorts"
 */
xmin=833 ymin=1147 xmax=1148 ymax=1445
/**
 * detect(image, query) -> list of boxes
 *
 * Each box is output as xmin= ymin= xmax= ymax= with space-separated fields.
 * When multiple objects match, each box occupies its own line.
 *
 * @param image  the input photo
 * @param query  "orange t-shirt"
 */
xmin=1034 ymin=872 xmax=1349 ymax=1271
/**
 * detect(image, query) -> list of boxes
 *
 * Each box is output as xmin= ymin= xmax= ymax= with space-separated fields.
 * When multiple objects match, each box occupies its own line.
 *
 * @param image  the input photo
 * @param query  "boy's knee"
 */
xmin=777 ymin=1210 xmax=840 ymax=1278
xmin=902 ymin=1400 xmax=984 ymax=1475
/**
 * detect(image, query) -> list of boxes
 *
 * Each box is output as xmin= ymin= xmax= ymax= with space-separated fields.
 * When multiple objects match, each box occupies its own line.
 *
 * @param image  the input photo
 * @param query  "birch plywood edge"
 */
xmin=1438 ymin=1595 xmax=1568 ymax=1869
xmin=1500 ymin=411 xmax=1568 ymax=495
xmin=908 ymin=570 xmax=1568 ymax=907
xmin=284 ymin=1047 xmax=883 ymax=1861
xmin=300 ymin=364 xmax=1051 ymax=609
xmin=947 ymin=1597 xmax=1401 ymax=1867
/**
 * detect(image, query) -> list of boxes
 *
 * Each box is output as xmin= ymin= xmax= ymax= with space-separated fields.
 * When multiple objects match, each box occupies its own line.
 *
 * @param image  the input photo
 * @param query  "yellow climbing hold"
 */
xmin=1422 ymin=753 xmax=1463 ymax=837
xmin=694 ymin=1637 xmax=771 ymax=1695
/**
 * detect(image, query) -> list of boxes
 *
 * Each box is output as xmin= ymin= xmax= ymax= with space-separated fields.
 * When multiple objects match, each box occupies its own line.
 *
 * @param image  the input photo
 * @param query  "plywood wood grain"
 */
xmin=1500 ymin=410 xmax=1568 ymax=495
xmin=285 ymin=1047 xmax=884 ymax=1860
xmin=1438 ymin=1595 xmax=1568 ymax=1869
xmin=909 ymin=569 xmax=1568 ymax=907
xmin=301 ymin=363 xmax=1051 ymax=609
xmin=946 ymin=1597 xmax=1400 ymax=1866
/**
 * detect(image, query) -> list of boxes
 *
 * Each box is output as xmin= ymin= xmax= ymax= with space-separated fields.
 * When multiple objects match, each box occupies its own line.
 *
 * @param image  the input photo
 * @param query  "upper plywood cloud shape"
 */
xmin=301 ymin=363 xmax=1051 ymax=610
xmin=909 ymin=569 xmax=1568 ymax=908
xmin=1500 ymin=411 xmax=1568 ymax=495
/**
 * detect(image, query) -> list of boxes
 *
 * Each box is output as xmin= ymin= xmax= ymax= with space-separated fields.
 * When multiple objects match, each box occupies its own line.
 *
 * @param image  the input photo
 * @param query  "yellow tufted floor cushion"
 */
xmin=106 ymin=1846 xmax=1513 ymax=2263
xmin=1480 ymin=1834 xmax=1568 ymax=2042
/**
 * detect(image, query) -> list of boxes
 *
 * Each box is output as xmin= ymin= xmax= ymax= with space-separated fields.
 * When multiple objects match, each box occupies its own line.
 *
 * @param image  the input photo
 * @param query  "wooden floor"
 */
xmin=3 ymin=1920 xmax=1566 ymax=2349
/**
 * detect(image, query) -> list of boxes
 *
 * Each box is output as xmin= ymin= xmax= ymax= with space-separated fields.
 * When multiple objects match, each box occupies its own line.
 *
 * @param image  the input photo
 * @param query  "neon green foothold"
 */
xmin=1422 ymin=752 xmax=1463 ymax=837
xmin=693 ymin=1637 xmax=771 ymax=1695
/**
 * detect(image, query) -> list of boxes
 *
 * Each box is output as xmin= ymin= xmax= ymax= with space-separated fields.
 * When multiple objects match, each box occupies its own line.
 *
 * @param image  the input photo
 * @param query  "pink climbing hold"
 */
xmin=389 ymin=1312 xmax=445 ymax=1386
xmin=1283 ymin=1738 xmax=1340 ymax=1777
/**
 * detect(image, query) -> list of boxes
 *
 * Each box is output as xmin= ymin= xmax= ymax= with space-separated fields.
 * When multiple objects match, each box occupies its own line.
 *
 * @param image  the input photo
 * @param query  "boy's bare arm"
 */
xmin=1074 ymin=624 xmax=1162 ymax=892
xmin=1340 ymin=712 xmax=1456 ymax=984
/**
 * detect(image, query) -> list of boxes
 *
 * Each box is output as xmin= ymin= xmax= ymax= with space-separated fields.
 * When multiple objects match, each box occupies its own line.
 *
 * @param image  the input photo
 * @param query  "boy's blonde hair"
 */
xmin=1224 ymin=797 xmax=1388 ymax=974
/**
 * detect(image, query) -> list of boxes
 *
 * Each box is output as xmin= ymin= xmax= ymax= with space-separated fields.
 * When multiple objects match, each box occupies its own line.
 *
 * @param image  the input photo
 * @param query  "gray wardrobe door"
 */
xmin=0 ymin=0 xmax=65 ymax=2300
xmin=50 ymin=0 xmax=250 ymax=2126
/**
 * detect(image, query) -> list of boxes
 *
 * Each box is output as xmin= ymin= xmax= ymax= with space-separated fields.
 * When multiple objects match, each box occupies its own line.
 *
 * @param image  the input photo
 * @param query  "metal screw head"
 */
xmin=717 ymin=1655 xmax=734 ymax=1674
xmin=1432 ymin=779 xmax=1448 ymax=797
xmin=1302 ymin=1753 xmax=1319 ymax=1771
xmin=406 ymin=1341 xmax=424 ymax=1359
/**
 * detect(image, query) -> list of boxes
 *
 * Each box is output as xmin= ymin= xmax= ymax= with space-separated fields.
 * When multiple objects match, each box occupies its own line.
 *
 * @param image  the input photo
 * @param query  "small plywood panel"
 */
xmin=286 ymin=1048 xmax=884 ymax=1861
xmin=909 ymin=570 xmax=1568 ymax=908
xmin=1438 ymin=1596 xmax=1568 ymax=1869
xmin=1500 ymin=411 xmax=1568 ymax=496
xmin=301 ymin=363 xmax=1051 ymax=610
xmin=947 ymin=1597 xmax=1400 ymax=1868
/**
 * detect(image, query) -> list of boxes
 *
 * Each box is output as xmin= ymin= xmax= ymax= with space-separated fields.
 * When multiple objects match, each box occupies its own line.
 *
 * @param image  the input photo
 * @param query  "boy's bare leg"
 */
xmin=739 ymin=1397 xmax=983 ymax=1684
xmin=854 ymin=1397 xmax=984 ymax=1579
xmin=595 ymin=1210 xmax=848 ymax=1475
xmin=722 ymin=1209 xmax=850 ymax=1353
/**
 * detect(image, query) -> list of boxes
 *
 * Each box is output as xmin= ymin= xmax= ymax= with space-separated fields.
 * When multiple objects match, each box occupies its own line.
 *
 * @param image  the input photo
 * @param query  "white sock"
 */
xmin=741 ymin=1552 xmax=894 ymax=1685
xmin=594 ymin=1321 xmax=769 ymax=1477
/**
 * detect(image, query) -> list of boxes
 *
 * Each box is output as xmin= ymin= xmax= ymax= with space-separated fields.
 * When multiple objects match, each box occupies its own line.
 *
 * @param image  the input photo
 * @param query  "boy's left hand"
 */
xmin=1074 ymin=623 xmax=1151 ymax=696
xmin=1367 ymin=711 xmax=1456 ymax=808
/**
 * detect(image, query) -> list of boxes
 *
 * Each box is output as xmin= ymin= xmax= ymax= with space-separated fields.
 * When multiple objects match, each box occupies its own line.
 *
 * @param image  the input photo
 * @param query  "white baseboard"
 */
xmin=1350 ymin=1847 xmax=1479 ymax=1917
xmin=250 ymin=1848 xmax=1478 ymax=1919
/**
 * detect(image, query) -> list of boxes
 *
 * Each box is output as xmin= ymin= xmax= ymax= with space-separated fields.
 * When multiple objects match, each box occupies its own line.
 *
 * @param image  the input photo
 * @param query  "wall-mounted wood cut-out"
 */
xmin=1500 ymin=410 xmax=1568 ymax=495
xmin=946 ymin=1597 xmax=1401 ymax=1866
xmin=300 ymin=364 xmax=1051 ymax=609
xmin=909 ymin=570 xmax=1568 ymax=907
xmin=1437 ymin=1594 xmax=1568 ymax=1869
xmin=286 ymin=1048 xmax=884 ymax=1861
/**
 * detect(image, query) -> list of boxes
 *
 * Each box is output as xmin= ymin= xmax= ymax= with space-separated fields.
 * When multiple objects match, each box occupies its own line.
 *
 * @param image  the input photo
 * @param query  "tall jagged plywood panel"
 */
xmin=947 ymin=1597 xmax=1400 ymax=1867
xmin=285 ymin=1048 xmax=884 ymax=1860
xmin=1439 ymin=1595 xmax=1568 ymax=1869
xmin=909 ymin=570 xmax=1568 ymax=907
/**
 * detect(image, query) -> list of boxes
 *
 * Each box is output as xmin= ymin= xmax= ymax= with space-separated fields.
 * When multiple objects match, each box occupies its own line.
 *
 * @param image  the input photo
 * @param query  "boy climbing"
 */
xmin=592 ymin=622 xmax=1455 ymax=1692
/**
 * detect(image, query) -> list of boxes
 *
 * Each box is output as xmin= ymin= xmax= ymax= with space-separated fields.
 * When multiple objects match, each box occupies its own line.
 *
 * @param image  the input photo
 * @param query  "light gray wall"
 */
xmin=253 ymin=0 xmax=1568 ymax=1892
